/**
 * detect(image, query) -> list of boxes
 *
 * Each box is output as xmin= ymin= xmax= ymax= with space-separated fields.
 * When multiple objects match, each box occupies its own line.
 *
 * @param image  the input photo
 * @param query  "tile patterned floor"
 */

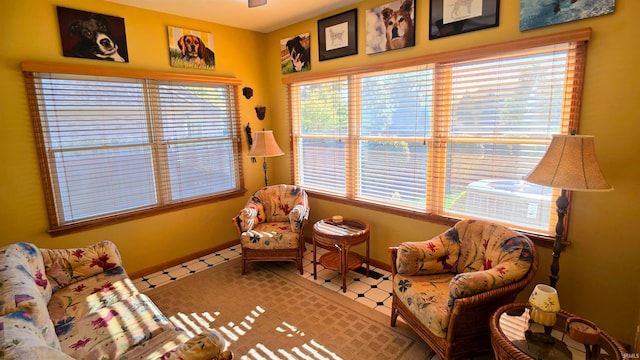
xmin=133 ymin=244 xmax=495 ymax=360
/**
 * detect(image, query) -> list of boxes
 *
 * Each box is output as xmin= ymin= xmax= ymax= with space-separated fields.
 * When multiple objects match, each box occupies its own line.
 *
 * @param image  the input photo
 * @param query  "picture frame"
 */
xmin=366 ymin=0 xmax=416 ymax=55
xmin=520 ymin=0 xmax=615 ymax=31
xmin=56 ymin=6 xmax=129 ymax=62
xmin=429 ymin=0 xmax=500 ymax=40
xmin=167 ymin=26 xmax=215 ymax=70
xmin=318 ymin=9 xmax=358 ymax=61
xmin=280 ymin=32 xmax=311 ymax=74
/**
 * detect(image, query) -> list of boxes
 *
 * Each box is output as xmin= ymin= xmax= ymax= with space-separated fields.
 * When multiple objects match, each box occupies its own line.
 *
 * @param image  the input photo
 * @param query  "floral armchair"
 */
xmin=232 ymin=184 xmax=309 ymax=274
xmin=388 ymin=219 xmax=538 ymax=359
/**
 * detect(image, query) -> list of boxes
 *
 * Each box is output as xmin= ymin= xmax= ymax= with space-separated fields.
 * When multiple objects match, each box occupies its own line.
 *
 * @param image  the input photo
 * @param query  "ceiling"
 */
xmin=105 ymin=0 xmax=362 ymax=33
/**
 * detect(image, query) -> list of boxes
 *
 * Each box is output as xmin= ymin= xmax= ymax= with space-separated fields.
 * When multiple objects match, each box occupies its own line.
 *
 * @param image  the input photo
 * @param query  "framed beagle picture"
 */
xmin=57 ymin=6 xmax=129 ymax=62
xmin=168 ymin=26 xmax=215 ymax=69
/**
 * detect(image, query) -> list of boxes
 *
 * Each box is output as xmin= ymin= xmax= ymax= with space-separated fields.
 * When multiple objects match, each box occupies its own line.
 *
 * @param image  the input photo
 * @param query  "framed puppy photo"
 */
xmin=57 ymin=6 xmax=129 ymax=62
xmin=366 ymin=0 xmax=415 ymax=55
xmin=280 ymin=33 xmax=311 ymax=74
xmin=168 ymin=26 xmax=215 ymax=70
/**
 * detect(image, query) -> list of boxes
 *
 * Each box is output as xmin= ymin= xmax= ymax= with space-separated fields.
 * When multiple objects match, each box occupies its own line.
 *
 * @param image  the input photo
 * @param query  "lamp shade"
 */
xmin=529 ymin=284 xmax=560 ymax=326
xmin=529 ymin=284 xmax=560 ymax=312
xmin=524 ymin=135 xmax=612 ymax=191
xmin=248 ymin=0 xmax=267 ymax=7
xmin=248 ymin=131 xmax=284 ymax=158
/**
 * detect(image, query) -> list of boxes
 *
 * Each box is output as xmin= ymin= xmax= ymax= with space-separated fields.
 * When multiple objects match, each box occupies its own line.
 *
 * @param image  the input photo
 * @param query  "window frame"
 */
xmin=22 ymin=61 xmax=245 ymax=235
xmin=284 ymin=29 xmax=591 ymax=246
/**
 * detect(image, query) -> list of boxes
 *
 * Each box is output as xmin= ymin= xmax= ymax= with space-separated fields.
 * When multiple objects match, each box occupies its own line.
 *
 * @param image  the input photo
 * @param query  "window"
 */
xmin=23 ymin=63 xmax=243 ymax=233
xmin=286 ymin=30 xmax=590 ymax=238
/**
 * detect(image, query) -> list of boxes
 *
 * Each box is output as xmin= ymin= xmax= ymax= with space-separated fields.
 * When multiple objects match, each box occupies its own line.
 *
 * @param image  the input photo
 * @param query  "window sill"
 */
xmin=47 ymin=188 xmax=247 ymax=236
xmin=307 ymin=190 xmax=562 ymax=250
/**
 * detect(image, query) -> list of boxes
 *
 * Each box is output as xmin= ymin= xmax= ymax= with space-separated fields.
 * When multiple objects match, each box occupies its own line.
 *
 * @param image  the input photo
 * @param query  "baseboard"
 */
xmin=128 ymin=240 xmax=240 ymax=279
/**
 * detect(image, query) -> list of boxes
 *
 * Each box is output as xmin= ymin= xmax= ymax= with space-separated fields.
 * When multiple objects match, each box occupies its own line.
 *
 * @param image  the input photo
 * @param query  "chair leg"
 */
xmin=390 ymin=297 xmax=399 ymax=327
xmin=241 ymin=252 xmax=246 ymax=275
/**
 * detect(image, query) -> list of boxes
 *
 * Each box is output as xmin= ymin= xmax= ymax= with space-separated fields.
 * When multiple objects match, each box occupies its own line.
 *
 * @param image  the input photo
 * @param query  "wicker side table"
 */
xmin=312 ymin=218 xmax=370 ymax=293
xmin=490 ymin=303 xmax=626 ymax=360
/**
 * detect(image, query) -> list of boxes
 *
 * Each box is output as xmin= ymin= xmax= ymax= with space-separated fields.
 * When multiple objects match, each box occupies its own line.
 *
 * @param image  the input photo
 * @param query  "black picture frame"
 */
xmin=429 ymin=0 xmax=500 ymax=40
xmin=318 ymin=9 xmax=358 ymax=61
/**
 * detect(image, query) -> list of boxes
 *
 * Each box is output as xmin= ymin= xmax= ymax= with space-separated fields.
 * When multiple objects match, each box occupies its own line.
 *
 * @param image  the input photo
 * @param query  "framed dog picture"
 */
xmin=318 ymin=9 xmax=358 ymax=61
xmin=168 ymin=26 xmax=215 ymax=69
xmin=429 ymin=0 xmax=500 ymax=40
xmin=366 ymin=0 xmax=415 ymax=55
xmin=520 ymin=0 xmax=614 ymax=31
xmin=280 ymin=33 xmax=311 ymax=74
xmin=56 ymin=6 xmax=129 ymax=62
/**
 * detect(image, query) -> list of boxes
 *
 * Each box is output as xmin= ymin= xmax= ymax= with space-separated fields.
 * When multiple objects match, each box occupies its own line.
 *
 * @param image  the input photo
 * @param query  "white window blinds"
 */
xmin=288 ymin=31 xmax=588 ymax=237
xmin=24 ymin=65 xmax=242 ymax=232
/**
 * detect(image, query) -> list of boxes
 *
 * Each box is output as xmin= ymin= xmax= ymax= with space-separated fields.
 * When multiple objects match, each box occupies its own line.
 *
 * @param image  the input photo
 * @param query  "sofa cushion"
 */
xmin=47 ymin=266 xmax=138 ymax=323
xmin=393 ymin=272 xmax=455 ymax=338
xmin=0 ymin=243 xmax=52 ymax=302
xmin=55 ymin=293 xmax=175 ymax=359
xmin=396 ymin=227 xmax=461 ymax=275
xmin=0 ymin=244 xmax=61 ymax=351
xmin=240 ymin=222 xmax=300 ymax=250
xmin=0 ymin=310 xmax=73 ymax=360
xmin=42 ymin=240 xmax=122 ymax=292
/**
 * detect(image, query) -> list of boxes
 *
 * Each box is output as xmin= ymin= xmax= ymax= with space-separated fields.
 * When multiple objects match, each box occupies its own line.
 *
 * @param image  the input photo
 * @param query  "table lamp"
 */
xmin=248 ymin=130 xmax=284 ymax=186
xmin=528 ymin=284 xmax=560 ymax=327
xmin=523 ymin=133 xmax=612 ymax=288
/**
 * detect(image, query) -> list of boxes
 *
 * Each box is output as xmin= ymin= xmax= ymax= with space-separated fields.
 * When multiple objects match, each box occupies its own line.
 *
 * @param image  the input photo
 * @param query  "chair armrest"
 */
xmin=42 ymin=240 xmax=122 ymax=291
xmin=159 ymin=332 xmax=232 ymax=360
xmin=395 ymin=236 xmax=460 ymax=276
xmin=448 ymin=261 xmax=532 ymax=300
xmin=234 ymin=206 xmax=261 ymax=233
xmin=388 ymin=247 xmax=399 ymax=277
xmin=288 ymin=204 xmax=309 ymax=232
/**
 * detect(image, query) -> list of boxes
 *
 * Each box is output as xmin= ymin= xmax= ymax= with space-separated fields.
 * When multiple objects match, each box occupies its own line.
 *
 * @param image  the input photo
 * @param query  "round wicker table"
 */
xmin=490 ymin=303 xmax=626 ymax=360
xmin=312 ymin=218 xmax=370 ymax=293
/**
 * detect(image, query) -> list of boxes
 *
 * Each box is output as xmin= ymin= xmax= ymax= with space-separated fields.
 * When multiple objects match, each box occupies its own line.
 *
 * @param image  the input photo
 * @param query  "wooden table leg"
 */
xmin=313 ymin=236 xmax=317 ymax=280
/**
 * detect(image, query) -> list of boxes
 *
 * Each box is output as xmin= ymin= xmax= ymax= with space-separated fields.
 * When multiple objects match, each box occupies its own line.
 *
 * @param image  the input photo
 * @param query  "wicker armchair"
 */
xmin=232 ymin=184 xmax=309 ymax=274
xmin=388 ymin=219 xmax=538 ymax=360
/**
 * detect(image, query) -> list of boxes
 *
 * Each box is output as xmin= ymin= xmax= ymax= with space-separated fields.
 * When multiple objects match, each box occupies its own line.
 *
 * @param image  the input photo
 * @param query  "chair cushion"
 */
xmin=393 ymin=273 xmax=455 ymax=338
xmin=396 ymin=227 xmax=460 ymax=275
xmin=240 ymin=222 xmax=300 ymax=250
xmin=255 ymin=185 xmax=307 ymax=223
xmin=47 ymin=266 xmax=138 ymax=323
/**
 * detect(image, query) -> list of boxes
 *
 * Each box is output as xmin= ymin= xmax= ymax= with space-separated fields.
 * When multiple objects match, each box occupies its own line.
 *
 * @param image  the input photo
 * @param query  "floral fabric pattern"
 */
xmin=0 ymin=241 xmax=230 ymax=359
xmin=42 ymin=240 xmax=122 ymax=292
xmin=393 ymin=219 xmax=535 ymax=339
xmin=396 ymin=227 xmax=461 ymax=275
xmin=236 ymin=184 xmax=309 ymax=251
xmin=235 ymin=184 xmax=309 ymax=233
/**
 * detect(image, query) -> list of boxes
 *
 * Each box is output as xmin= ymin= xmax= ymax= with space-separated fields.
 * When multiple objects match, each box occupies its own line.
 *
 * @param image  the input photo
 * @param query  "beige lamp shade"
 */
xmin=524 ymin=135 xmax=613 ymax=191
xmin=529 ymin=284 xmax=560 ymax=326
xmin=529 ymin=284 xmax=560 ymax=312
xmin=248 ymin=0 xmax=267 ymax=8
xmin=248 ymin=131 xmax=284 ymax=158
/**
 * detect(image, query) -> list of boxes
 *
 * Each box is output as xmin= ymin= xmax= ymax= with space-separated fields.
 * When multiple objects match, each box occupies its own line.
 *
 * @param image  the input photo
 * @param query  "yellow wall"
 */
xmin=1 ymin=0 xmax=638 ymax=346
xmin=265 ymin=0 xmax=640 ymax=346
xmin=0 ymin=0 xmax=270 ymax=273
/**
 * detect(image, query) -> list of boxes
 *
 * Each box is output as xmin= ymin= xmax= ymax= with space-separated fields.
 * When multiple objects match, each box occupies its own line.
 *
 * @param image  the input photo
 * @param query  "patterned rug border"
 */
xmin=144 ymin=258 xmax=434 ymax=359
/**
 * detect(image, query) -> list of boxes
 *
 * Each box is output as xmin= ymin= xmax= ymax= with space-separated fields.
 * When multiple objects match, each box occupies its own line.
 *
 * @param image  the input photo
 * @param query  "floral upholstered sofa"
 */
xmin=0 ymin=240 xmax=232 ymax=360
xmin=389 ymin=219 xmax=538 ymax=359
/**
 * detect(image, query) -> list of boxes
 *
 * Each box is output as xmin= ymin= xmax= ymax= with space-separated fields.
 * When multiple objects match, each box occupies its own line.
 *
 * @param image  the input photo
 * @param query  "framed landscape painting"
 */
xmin=520 ymin=0 xmax=615 ymax=31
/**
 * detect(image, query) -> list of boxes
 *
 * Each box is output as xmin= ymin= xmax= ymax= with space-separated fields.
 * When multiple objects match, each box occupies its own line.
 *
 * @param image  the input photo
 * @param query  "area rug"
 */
xmin=144 ymin=258 xmax=434 ymax=359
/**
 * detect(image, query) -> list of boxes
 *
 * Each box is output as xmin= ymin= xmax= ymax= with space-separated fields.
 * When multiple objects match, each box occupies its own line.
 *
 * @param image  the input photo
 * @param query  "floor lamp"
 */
xmin=524 ymin=133 xmax=613 ymax=288
xmin=248 ymin=130 xmax=284 ymax=187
